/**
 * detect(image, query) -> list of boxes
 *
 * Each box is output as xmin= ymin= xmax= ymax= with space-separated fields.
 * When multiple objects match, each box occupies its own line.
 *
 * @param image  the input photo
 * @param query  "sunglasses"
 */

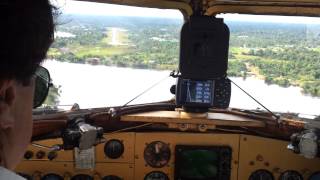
xmin=33 ymin=66 xmax=53 ymax=108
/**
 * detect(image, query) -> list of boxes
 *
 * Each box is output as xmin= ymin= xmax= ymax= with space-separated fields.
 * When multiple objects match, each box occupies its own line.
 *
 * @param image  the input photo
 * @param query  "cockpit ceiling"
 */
xmin=79 ymin=0 xmax=320 ymax=17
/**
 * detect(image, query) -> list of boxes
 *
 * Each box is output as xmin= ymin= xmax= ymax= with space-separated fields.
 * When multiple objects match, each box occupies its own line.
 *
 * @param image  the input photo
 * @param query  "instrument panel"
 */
xmin=16 ymin=133 xmax=320 ymax=180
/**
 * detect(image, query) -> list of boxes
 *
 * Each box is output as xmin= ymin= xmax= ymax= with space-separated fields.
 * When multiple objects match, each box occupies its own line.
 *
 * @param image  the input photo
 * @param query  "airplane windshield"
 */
xmin=41 ymin=0 xmax=320 ymax=118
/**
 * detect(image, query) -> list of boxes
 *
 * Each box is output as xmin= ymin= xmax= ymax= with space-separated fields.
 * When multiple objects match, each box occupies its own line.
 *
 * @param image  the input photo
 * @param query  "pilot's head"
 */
xmin=0 ymin=0 xmax=55 ymax=169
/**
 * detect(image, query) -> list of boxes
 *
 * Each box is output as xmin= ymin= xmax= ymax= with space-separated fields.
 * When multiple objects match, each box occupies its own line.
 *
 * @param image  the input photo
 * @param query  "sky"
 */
xmin=52 ymin=0 xmax=183 ymax=19
xmin=52 ymin=0 xmax=320 ymax=24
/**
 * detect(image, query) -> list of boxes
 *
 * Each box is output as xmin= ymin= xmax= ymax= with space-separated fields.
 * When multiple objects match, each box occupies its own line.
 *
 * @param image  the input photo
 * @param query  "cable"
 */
xmin=105 ymin=123 xmax=154 ymax=135
xmin=122 ymin=72 xmax=171 ymax=107
xmin=228 ymin=78 xmax=280 ymax=122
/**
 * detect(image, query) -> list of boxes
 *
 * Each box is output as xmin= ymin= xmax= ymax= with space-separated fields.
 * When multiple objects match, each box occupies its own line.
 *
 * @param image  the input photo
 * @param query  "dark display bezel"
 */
xmin=176 ymin=78 xmax=215 ymax=108
xmin=175 ymin=145 xmax=232 ymax=180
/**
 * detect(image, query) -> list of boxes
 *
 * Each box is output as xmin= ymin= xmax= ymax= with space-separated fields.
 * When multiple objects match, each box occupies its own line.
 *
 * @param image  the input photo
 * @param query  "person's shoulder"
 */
xmin=0 ymin=167 xmax=25 ymax=180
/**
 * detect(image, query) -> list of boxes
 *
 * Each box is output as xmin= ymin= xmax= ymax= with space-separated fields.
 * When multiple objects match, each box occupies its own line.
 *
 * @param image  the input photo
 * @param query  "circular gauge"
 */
xmin=18 ymin=173 xmax=33 ymax=180
xmin=144 ymin=171 xmax=169 ymax=180
xmin=144 ymin=141 xmax=171 ymax=168
xmin=280 ymin=171 xmax=303 ymax=180
xmin=36 ymin=150 xmax=46 ymax=159
xmin=249 ymin=169 xmax=274 ymax=180
xmin=41 ymin=174 xmax=63 ymax=180
xmin=24 ymin=151 xmax=34 ymax=160
xmin=104 ymin=139 xmax=124 ymax=159
xmin=102 ymin=175 xmax=122 ymax=180
xmin=71 ymin=174 xmax=93 ymax=180
xmin=309 ymin=172 xmax=320 ymax=180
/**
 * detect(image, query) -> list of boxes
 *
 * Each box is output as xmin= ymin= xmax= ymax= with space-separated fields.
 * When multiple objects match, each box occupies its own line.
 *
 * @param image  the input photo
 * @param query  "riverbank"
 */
xmin=43 ymin=60 xmax=320 ymax=115
xmin=46 ymin=58 xmax=319 ymax=98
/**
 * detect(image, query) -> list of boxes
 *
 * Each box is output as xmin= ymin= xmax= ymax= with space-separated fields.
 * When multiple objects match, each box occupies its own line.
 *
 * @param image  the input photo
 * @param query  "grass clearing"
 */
xmin=72 ymin=46 xmax=130 ymax=58
xmin=101 ymin=27 xmax=130 ymax=45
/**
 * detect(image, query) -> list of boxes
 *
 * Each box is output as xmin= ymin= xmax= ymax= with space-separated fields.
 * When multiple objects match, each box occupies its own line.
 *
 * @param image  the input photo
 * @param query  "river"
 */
xmin=43 ymin=60 xmax=320 ymax=116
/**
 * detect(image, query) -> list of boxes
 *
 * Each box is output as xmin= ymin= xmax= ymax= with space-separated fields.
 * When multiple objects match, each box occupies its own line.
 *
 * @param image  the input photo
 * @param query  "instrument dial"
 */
xmin=104 ymin=139 xmax=124 ymax=159
xmin=144 ymin=141 xmax=171 ymax=168
xmin=249 ymin=170 xmax=274 ymax=180
xmin=41 ymin=174 xmax=63 ymax=180
xmin=144 ymin=171 xmax=169 ymax=180
xmin=24 ymin=151 xmax=34 ymax=160
xmin=36 ymin=150 xmax=46 ymax=159
xmin=280 ymin=171 xmax=303 ymax=180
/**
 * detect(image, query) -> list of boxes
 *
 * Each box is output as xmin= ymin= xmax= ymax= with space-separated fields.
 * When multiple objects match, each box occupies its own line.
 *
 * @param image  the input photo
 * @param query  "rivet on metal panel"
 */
xmin=249 ymin=161 xmax=255 ymax=166
xmin=256 ymin=154 xmax=264 ymax=162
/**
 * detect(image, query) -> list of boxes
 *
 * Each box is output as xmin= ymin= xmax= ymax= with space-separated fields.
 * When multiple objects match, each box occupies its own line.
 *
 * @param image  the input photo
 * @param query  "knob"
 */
xmin=36 ymin=151 xmax=46 ymax=159
xmin=24 ymin=151 xmax=34 ymax=160
xmin=104 ymin=139 xmax=124 ymax=159
xmin=170 ymin=85 xmax=176 ymax=94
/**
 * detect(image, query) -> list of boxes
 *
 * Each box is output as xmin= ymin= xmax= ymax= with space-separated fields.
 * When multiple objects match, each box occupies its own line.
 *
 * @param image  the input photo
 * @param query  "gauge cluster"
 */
xmin=16 ymin=133 xmax=320 ymax=180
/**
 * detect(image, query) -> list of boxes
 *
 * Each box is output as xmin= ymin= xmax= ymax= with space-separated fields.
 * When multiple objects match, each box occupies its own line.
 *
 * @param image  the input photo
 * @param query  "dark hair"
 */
xmin=1 ymin=0 xmax=55 ymax=82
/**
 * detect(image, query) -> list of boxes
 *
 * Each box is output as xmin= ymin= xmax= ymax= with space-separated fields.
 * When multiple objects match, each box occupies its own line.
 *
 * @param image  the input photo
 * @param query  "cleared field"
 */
xmin=73 ymin=46 xmax=129 ymax=58
xmin=101 ymin=27 xmax=130 ymax=46
xmin=47 ymin=48 xmax=62 ymax=57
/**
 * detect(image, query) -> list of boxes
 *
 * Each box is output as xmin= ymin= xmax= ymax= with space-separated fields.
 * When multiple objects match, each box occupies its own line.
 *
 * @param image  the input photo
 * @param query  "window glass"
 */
xmin=219 ymin=14 xmax=320 ymax=116
xmin=44 ymin=0 xmax=183 ymax=108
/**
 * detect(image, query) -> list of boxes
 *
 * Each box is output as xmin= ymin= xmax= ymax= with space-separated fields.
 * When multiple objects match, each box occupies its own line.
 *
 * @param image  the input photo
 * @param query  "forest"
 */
xmin=47 ymin=15 xmax=320 ymax=97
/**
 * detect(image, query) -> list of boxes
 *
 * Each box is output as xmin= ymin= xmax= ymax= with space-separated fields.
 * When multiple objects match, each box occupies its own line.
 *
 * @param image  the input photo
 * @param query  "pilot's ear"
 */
xmin=0 ymin=80 xmax=16 ymax=130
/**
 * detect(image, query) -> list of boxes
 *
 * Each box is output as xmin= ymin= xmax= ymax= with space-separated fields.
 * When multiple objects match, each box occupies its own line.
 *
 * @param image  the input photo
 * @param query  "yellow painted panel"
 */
xmin=238 ymin=135 xmax=320 ymax=180
xmin=24 ymin=139 xmax=73 ymax=162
